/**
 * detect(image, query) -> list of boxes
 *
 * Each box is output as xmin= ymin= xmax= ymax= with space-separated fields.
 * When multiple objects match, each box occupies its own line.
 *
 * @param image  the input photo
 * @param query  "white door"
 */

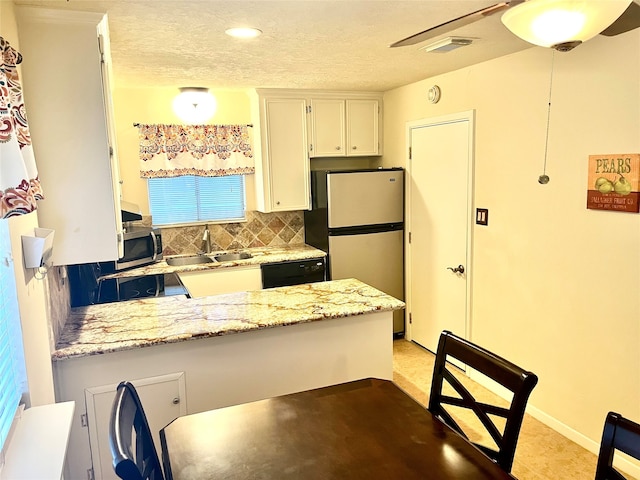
xmin=407 ymin=111 xmax=474 ymax=353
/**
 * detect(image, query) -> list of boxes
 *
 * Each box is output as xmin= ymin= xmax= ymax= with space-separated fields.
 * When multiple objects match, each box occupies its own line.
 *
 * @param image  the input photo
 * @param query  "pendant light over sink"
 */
xmin=172 ymin=87 xmax=217 ymax=124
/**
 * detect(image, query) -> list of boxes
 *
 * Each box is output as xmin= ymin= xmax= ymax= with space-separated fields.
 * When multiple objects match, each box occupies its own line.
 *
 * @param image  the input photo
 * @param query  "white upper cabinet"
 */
xmin=310 ymin=99 xmax=346 ymax=156
xmin=251 ymin=89 xmax=382 ymax=212
xmin=310 ymin=96 xmax=381 ymax=157
xmin=251 ymin=91 xmax=310 ymax=212
xmin=97 ymin=17 xmax=124 ymax=259
xmin=16 ymin=8 xmax=123 ymax=265
xmin=346 ymin=99 xmax=380 ymax=156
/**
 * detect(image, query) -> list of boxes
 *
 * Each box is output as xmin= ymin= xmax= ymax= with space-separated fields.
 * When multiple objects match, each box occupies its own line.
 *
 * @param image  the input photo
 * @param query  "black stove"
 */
xmin=68 ymin=263 xmax=187 ymax=307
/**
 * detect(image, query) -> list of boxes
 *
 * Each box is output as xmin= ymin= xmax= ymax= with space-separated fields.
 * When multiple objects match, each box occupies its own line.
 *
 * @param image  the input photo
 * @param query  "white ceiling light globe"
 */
xmin=501 ymin=0 xmax=632 ymax=50
xmin=530 ymin=9 xmax=585 ymax=45
xmin=172 ymin=87 xmax=217 ymax=124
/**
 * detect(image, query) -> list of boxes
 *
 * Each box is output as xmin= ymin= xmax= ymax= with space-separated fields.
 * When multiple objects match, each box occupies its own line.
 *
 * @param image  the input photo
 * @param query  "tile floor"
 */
xmin=392 ymin=339 xmax=633 ymax=480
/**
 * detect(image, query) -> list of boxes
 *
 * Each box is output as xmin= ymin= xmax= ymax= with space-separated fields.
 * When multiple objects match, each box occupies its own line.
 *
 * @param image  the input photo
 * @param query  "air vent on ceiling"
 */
xmin=421 ymin=36 xmax=473 ymax=53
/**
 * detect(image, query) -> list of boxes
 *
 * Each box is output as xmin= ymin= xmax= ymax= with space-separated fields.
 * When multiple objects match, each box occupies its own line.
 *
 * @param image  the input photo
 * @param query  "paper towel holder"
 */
xmin=21 ymin=228 xmax=55 ymax=270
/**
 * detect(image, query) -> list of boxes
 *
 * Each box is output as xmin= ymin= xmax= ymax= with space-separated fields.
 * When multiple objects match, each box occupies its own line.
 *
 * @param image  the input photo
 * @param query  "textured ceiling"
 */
xmin=13 ymin=0 xmax=538 ymax=91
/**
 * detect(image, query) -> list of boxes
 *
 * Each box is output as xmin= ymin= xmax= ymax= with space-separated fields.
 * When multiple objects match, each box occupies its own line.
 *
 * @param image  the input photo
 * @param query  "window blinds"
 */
xmin=0 ymin=220 xmax=27 ymax=452
xmin=148 ymin=175 xmax=245 ymax=226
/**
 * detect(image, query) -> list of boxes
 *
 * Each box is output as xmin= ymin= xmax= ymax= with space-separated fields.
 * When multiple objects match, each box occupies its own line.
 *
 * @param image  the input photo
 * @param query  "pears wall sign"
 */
xmin=587 ymin=154 xmax=639 ymax=213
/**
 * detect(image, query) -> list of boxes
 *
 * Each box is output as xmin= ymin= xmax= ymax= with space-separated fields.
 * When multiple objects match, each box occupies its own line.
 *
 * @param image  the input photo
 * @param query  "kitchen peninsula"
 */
xmin=53 ymin=278 xmax=405 ymax=480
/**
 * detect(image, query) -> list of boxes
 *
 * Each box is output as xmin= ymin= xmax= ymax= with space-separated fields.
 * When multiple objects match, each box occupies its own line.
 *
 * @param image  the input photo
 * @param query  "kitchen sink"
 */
xmin=214 ymin=252 xmax=252 ymax=262
xmin=166 ymin=255 xmax=215 ymax=266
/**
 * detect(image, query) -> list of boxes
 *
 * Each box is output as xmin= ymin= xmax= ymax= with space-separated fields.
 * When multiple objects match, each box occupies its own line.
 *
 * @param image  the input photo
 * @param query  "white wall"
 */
xmin=2 ymin=0 xmax=56 ymax=407
xmin=8 ymin=214 xmax=56 ymax=406
xmin=383 ymin=31 xmax=640 ymax=455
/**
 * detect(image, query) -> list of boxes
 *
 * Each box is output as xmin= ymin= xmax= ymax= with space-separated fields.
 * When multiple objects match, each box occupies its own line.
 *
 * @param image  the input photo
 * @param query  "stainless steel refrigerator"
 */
xmin=304 ymin=168 xmax=405 ymax=336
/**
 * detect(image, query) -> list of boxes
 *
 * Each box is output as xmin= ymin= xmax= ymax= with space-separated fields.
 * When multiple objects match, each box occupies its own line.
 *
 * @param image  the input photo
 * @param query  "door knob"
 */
xmin=447 ymin=265 xmax=465 ymax=274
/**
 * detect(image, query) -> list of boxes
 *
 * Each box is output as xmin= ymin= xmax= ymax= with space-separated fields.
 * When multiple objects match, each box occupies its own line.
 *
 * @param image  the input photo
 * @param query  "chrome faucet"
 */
xmin=202 ymin=225 xmax=211 ymax=254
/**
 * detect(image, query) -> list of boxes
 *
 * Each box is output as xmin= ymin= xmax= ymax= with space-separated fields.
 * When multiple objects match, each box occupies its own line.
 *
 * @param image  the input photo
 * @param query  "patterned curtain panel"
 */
xmin=0 ymin=37 xmax=43 ymax=219
xmin=138 ymin=124 xmax=255 ymax=178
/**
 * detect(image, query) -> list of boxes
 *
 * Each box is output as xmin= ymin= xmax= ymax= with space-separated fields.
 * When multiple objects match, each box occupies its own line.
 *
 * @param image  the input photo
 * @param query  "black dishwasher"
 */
xmin=261 ymin=258 xmax=326 ymax=289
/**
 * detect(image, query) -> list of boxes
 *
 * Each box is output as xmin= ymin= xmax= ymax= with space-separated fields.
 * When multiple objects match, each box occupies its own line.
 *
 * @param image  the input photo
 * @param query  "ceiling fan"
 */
xmin=390 ymin=0 xmax=640 ymax=52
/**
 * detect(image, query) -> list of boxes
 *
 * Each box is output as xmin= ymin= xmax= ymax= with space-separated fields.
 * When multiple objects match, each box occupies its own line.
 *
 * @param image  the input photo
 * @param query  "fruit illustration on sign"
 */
xmin=595 ymin=177 xmax=614 ymax=194
xmin=613 ymin=176 xmax=632 ymax=195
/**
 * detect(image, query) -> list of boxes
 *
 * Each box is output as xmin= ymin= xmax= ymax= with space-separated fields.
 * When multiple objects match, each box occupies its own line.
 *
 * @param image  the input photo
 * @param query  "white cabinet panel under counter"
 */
xmin=177 ymin=266 xmax=262 ymax=297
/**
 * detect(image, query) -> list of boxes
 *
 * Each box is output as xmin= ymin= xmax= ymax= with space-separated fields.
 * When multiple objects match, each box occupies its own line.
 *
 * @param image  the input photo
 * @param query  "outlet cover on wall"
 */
xmin=476 ymin=208 xmax=488 ymax=226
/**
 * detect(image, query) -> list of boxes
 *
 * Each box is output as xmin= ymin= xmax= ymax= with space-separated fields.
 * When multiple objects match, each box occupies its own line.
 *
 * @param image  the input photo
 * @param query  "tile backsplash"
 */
xmin=158 ymin=210 xmax=306 ymax=255
xmin=46 ymin=265 xmax=71 ymax=346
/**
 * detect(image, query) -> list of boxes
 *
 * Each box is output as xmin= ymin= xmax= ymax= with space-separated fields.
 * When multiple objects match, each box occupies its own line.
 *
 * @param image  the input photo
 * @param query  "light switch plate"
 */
xmin=476 ymin=208 xmax=488 ymax=226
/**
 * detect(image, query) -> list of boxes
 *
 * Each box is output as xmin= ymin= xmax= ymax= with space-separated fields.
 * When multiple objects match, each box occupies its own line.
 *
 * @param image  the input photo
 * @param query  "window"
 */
xmin=0 ymin=220 xmax=27 ymax=453
xmin=148 ymin=175 xmax=246 ymax=226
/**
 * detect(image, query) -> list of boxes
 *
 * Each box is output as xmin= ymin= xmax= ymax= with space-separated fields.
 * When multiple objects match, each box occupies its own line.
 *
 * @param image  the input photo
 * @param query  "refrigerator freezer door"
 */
xmin=327 ymin=170 xmax=403 ymax=228
xmin=329 ymin=230 xmax=404 ymax=334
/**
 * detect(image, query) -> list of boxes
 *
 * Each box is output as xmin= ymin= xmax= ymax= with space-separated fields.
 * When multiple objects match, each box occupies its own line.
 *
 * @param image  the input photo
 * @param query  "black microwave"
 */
xmin=116 ymin=227 xmax=163 ymax=271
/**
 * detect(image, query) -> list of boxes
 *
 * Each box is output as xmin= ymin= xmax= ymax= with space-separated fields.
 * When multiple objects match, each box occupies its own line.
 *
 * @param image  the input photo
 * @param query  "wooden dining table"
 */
xmin=160 ymin=378 xmax=516 ymax=480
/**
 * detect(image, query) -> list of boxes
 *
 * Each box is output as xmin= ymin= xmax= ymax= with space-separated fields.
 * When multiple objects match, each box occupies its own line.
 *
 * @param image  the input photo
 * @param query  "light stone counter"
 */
xmin=53 ymin=278 xmax=405 ymax=361
xmin=101 ymin=243 xmax=326 ymax=279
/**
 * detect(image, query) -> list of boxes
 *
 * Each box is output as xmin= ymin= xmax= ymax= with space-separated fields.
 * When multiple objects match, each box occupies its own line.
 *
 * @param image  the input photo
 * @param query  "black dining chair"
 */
xmin=109 ymin=381 xmax=165 ymax=480
xmin=594 ymin=411 xmax=640 ymax=480
xmin=428 ymin=330 xmax=538 ymax=473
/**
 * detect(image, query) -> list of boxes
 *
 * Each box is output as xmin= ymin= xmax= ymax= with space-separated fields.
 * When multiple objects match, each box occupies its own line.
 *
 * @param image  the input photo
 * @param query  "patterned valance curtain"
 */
xmin=0 ymin=37 xmax=43 ymax=218
xmin=137 ymin=124 xmax=254 ymax=178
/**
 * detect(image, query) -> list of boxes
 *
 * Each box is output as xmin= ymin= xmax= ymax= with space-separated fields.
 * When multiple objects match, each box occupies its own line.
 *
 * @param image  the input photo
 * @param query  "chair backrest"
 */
xmin=109 ymin=381 xmax=165 ymax=480
xmin=428 ymin=330 xmax=538 ymax=473
xmin=595 ymin=411 xmax=640 ymax=480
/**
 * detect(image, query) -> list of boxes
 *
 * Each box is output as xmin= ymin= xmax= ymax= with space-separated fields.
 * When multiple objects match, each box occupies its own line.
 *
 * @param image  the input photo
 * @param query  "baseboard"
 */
xmin=468 ymin=371 xmax=640 ymax=479
xmin=526 ymin=405 xmax=640 ymax=480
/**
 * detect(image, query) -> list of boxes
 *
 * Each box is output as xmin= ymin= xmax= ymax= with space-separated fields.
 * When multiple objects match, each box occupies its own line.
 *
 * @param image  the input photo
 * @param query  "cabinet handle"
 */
xmin=335 ymin=146 xmax=341 ymax=151
xmin=172 ymin=397 xmax=180 ymax=405
xmin=276 ymin=201 xmax=280 ymax=205
xmin=352 ymin=146 xmax=357 ymax=150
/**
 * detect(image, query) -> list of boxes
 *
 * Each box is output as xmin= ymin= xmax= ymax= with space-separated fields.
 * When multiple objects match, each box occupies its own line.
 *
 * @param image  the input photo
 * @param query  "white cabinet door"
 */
xmin=98 ymin=17 xmax=125 ymax=259
xmin=346 ymin=99 xmax=379 ymax=156
xmin=256 ymin=97 xmax=310 ymax=212
xmin=84 ymin=372 xmax=186 ymax=480
xmin=310 ymin=99 xmax=345 ymax=157
xmin=309 ymin=97 xmax=380 ymax=158
xmin=178 ymin=267 xmax=262 ymax=297
xmin=16 ymin=8 xmax=122 ymax=265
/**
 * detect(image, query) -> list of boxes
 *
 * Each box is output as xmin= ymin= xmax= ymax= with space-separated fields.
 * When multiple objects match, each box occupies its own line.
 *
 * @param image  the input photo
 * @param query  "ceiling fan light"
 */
xmin=531 ymin=9 xmax=585 ymax=44
xmin=172 ymin=87 xmax=217 ymax=124
xmin=501 ymin=0 xmax=632 ymax=49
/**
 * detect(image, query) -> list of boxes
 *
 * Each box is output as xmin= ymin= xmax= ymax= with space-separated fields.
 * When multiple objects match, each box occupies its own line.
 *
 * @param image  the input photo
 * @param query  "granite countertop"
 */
xmin=53 ymin=279 xmax=405 ymax=361
xmin=101 ymin=244 xmax=326 ymax=279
